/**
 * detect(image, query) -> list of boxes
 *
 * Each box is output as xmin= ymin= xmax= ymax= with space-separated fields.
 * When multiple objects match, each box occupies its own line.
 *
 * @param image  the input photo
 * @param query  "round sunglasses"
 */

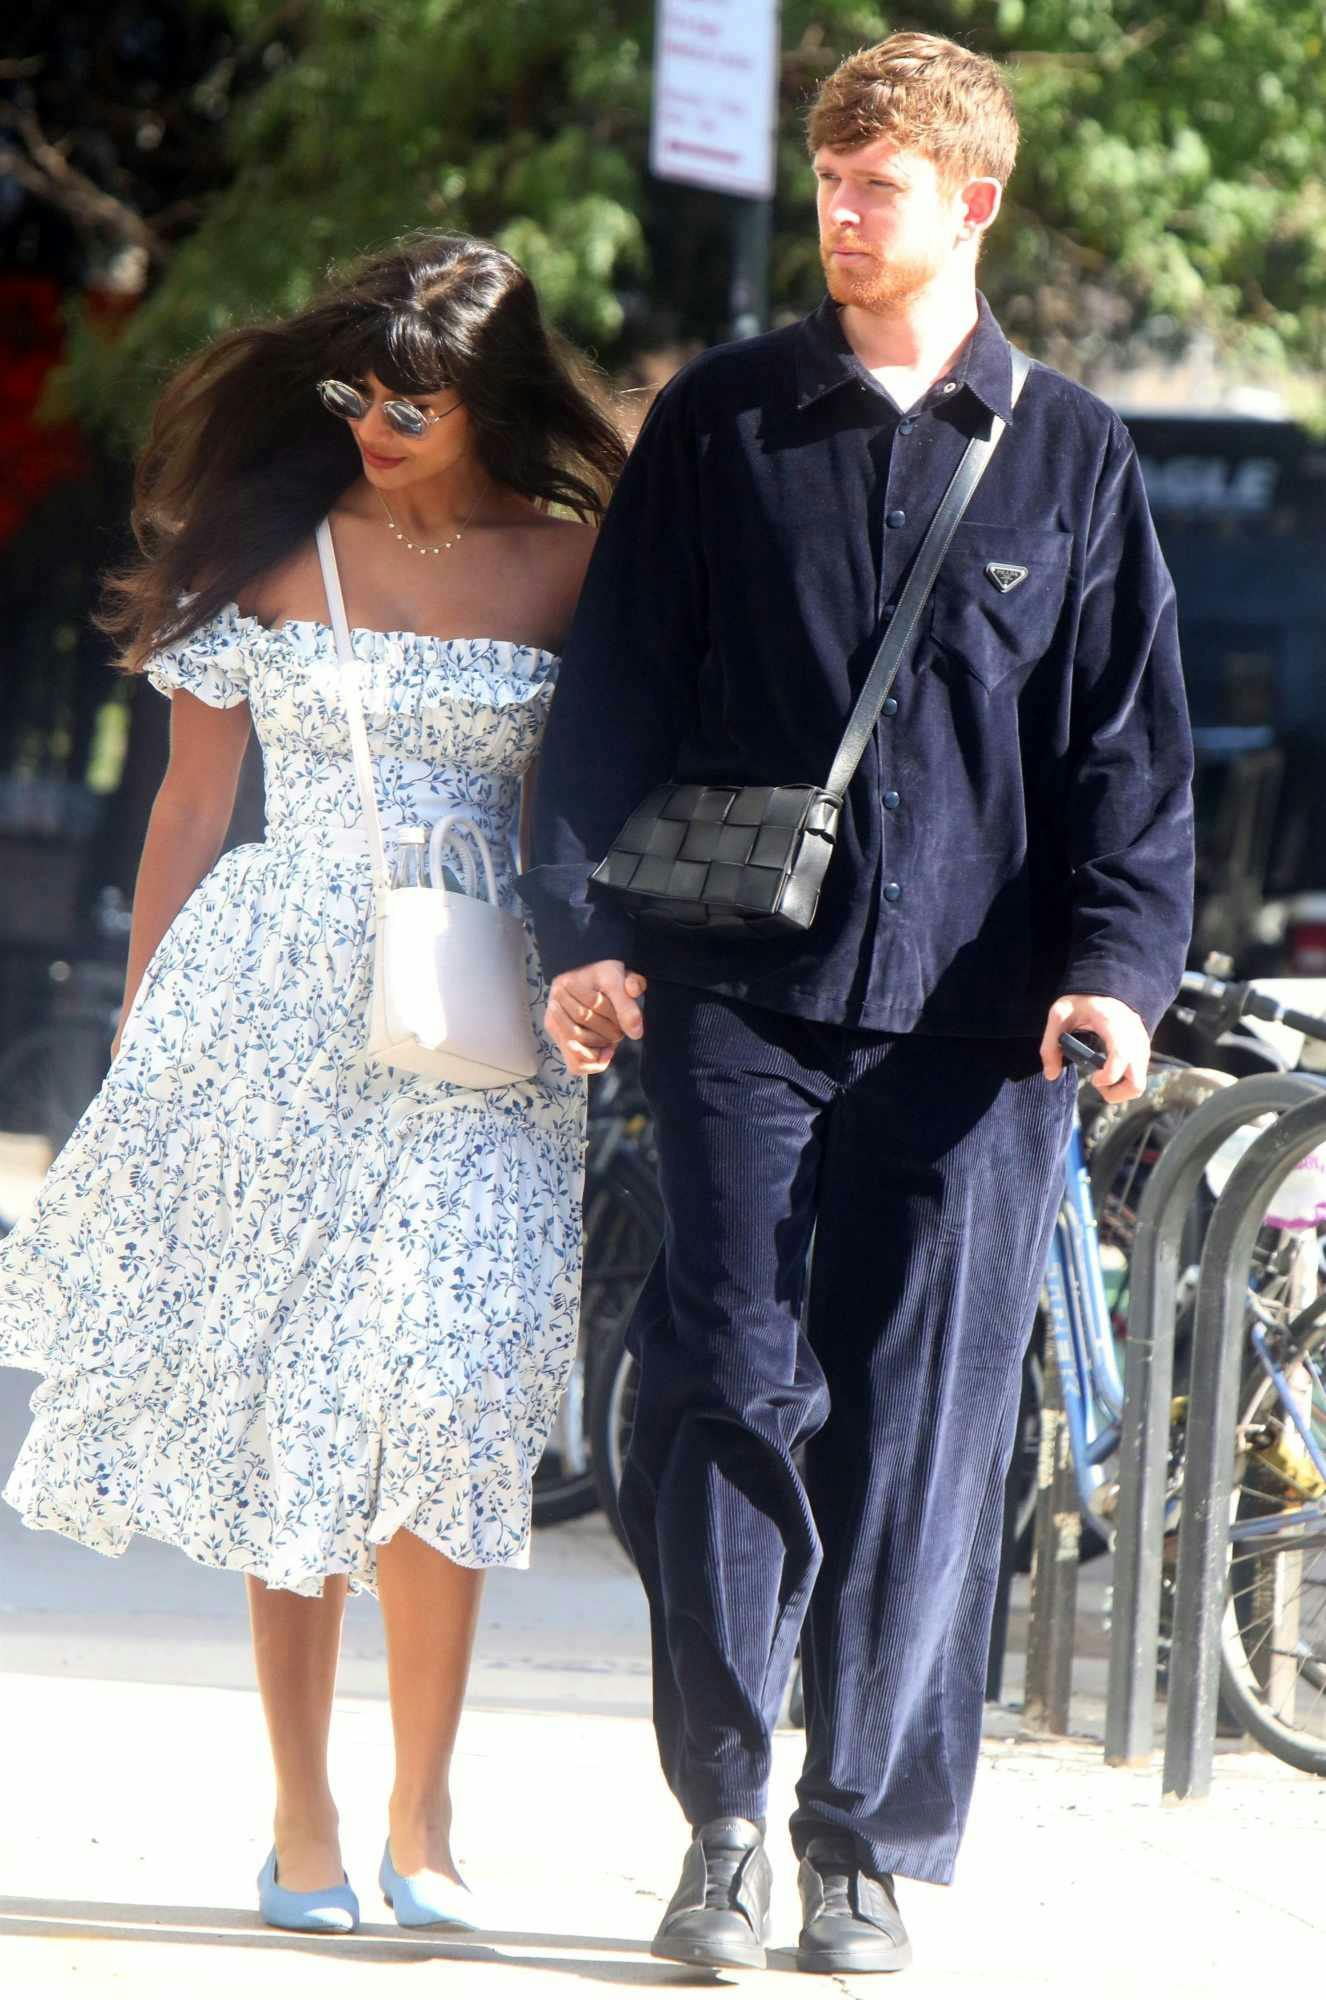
xmin=316 ymin=377 xmax=459 ymax=439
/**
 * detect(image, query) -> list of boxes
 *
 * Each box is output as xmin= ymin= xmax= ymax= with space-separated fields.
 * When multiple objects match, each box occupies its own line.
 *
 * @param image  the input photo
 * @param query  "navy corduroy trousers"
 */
xmin=618 ymin=980 xmax=1076 ymax=1886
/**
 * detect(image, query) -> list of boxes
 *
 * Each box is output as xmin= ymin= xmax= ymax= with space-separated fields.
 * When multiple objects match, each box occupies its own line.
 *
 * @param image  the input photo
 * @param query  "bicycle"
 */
xmin=532 ymin=1044 xmax=662 ymax=1527
xmin=1165 ymin=970 xmax=1326 ymax=1772
xmin=1059 ymin=972 xmax=1326 ymax=1770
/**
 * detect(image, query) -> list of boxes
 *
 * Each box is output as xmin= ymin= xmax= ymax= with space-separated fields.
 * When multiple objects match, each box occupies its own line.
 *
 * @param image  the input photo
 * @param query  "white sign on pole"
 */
xmin=651 ymin=0 xmax=780 ymax=201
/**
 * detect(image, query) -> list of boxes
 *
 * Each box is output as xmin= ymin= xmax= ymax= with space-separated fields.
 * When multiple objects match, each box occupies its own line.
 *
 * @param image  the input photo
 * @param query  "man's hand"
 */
xmin=1040 ymin=993 xmax=1150 ymax=1103
xmin=546 ymin=960 xmax=647 ymax=1077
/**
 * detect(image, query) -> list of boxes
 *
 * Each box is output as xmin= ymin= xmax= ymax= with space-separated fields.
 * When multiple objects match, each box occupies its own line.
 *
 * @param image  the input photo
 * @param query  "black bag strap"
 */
xmin=824 ymin=345 xmax=1032 ymax=801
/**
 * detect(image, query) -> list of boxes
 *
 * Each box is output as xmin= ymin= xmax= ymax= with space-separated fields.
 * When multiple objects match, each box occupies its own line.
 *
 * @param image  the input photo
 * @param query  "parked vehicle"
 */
xmin=1123 ymin=411 xmax=1326 ymax=976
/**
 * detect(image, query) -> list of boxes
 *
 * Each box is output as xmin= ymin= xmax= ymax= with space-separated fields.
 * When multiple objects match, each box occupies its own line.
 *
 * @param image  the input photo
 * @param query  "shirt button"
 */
xmin=884 ymin=881 xmax=902 ymax=902
xmin=882 ymin=696 xmax=899 ymax=717
xmin=886 ymin=509 xmax=907 ymax=529
xmin=899 ymin=419 xmax=915 ymax=434
xmin=942 ymin=381 xmax=957 ymax=394
xmin=884 ymin=790 xmax=900 ymax=810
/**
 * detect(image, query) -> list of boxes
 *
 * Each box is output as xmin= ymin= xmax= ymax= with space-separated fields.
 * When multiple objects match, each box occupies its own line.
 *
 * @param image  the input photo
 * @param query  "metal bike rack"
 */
xmin=1104 ymin=1071 xmax=1325 ymax=1767
xmin=1164 ymin=1089 xmax=1326 ymax=1799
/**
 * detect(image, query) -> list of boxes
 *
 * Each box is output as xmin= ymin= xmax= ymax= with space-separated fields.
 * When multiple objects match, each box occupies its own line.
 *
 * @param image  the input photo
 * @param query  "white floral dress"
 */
xmin=0 ymin=607 xmax=585 ymax=1593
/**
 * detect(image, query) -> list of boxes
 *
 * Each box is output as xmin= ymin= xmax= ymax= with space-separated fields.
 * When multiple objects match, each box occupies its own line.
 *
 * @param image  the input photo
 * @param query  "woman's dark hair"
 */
xmin=103 ymin=232 xmax=628 ymax=671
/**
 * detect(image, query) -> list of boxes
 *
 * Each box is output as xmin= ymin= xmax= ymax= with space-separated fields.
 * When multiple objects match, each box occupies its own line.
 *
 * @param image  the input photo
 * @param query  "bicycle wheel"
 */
xmin=1087 ymin=1066 xmax=1229 ymax=1344
xmin=531 ymin=1346 xmax=597 ymax=1527
xmin=540 ymin=1169 xmax=658 ymax=1538
xmin=588 ymin=1312 xmax=637 ymax=1555
xmin=1220 ymin=1314 xmax=1326 ymax=1773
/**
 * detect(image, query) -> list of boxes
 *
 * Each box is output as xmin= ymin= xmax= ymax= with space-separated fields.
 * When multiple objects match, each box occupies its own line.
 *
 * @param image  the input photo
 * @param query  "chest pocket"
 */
xmin=927 ymin=524 xmax=1074 ymax=691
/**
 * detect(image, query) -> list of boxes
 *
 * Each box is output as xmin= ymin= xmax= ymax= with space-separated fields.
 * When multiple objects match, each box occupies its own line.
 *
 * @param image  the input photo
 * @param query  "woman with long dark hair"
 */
xmin=0 ymin=233 xmax=627 ymax=1934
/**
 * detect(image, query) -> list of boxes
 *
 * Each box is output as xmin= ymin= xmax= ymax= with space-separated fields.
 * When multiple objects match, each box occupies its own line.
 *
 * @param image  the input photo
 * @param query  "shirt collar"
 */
xmin=793 ymin=290 xmax=1015 ymax=424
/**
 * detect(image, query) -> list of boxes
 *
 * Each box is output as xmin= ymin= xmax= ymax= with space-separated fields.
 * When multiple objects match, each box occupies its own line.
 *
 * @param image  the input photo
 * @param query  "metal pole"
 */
xmin=1164 ymin=1090 xmax=1326 ymax=1800
xmin=728 ymin=195 xmax=773 ymax=340
xmin=1104 ymin=1072 xmax=1324 ymax=1767
xmin=1024 ymin=1329 xmax=1079 ymax=1733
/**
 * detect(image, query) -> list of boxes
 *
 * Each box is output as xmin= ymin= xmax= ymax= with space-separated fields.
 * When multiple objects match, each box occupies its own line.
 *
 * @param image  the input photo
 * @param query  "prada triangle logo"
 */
xmin=986 ymin=562 xmax=1029 ymax=593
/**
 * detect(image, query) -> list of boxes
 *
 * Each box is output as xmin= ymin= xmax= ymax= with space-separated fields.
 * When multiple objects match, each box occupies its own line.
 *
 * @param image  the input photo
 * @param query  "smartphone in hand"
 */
xmin=1059 ymin=1030 xmax=1107 ymax=1074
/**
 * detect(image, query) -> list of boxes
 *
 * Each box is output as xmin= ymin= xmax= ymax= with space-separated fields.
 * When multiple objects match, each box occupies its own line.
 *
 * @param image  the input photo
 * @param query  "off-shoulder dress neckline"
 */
xmin=222 ymin=601 xmax=560 ymax=665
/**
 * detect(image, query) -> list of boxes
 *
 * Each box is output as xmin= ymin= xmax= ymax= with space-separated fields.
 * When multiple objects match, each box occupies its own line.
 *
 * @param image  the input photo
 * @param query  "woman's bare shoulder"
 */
xmin=516 ymin=511 xmax=598 ymax=582
xmin=504 ymin=500 xmax=596 ymax=542
xmin=234 ymin=539 xmax=323 ymax=627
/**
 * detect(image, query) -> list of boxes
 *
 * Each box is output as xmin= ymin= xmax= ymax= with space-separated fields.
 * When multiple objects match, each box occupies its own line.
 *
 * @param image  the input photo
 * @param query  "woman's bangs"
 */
xmin=323 ymin=312 xmax=458 ymax=397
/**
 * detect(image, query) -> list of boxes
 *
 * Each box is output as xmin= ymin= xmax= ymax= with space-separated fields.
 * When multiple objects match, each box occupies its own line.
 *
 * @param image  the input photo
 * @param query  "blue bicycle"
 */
xmin=1054 ymin=981 xmax=1326 ymax=1773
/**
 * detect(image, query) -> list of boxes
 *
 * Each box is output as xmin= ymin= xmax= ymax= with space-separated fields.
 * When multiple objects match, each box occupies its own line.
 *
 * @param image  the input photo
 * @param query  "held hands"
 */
xmin=546 ymin=961 xmax=647 ymax=1077
xmin=1041 ymin=994 xmax=1150 ymax=1103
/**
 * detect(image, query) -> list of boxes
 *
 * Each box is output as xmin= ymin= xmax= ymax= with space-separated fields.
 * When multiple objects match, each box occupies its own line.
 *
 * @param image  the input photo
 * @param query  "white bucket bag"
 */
xmin=316 ymin=519 xmax=540 ymax=1090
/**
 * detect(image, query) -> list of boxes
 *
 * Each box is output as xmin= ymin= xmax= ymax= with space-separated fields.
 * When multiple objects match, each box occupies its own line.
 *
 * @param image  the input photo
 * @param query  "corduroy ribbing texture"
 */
xmin=619 ymin=980 xmax=1075 ymax=1886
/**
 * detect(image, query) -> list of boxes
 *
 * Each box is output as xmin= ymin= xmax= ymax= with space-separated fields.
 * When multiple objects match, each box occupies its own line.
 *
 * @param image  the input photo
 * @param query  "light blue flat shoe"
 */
xmin=379 ymin=1839 xmax=482 ymax=1931
xmin=257 ymin=1847 xmax=360 ymax=1933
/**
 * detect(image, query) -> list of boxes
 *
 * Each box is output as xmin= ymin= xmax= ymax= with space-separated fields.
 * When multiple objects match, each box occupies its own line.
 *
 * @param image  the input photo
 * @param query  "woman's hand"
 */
xmin=545 ymin=960 xmax=647 ymax=1076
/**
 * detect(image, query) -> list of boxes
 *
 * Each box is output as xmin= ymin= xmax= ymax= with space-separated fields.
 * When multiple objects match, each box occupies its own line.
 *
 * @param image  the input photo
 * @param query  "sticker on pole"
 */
xmin=651 ymin=0 xmax=780 ymax=199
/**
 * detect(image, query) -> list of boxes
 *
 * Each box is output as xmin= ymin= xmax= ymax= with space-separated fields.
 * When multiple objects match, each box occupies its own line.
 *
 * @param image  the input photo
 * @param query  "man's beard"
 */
xmin=819 ymin=240 xmax=942 ymax=313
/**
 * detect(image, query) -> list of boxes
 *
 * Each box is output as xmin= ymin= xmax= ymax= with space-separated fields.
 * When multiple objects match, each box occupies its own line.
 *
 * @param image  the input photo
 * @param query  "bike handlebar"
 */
xmin=1176 ymin=969 xmax=1326 ymax=1044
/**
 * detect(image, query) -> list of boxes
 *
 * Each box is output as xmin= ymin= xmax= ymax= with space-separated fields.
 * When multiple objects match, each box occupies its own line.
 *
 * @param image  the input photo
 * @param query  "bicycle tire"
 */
xmin=1086 ymin=1067 xmax=1230 ymax=1278
xmin=588 ymin=1311 xmax=636 ymax=1555
xmin=1218 ymin=1316 xmax=1326 ymax=1774
xmin=556 ymin=1162 xmax=658 ymax=1542
xmin=531 ymin=1346 xmax=597 ymax=1527
xmin=533 ymin=1171 xmax=656 ymax=1525
xmin=1010 ymin=1326 xmax=1107 ymax=1570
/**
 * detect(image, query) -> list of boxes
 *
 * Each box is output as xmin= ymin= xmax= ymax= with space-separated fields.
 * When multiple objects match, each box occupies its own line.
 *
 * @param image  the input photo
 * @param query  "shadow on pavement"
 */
xmin=0 ymin=1895 xmax=798 ymax=1983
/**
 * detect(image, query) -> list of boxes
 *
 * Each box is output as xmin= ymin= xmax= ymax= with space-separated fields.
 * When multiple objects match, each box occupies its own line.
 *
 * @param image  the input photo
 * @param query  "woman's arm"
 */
xmin=113 ymin=690 xmax=252 ymax=1053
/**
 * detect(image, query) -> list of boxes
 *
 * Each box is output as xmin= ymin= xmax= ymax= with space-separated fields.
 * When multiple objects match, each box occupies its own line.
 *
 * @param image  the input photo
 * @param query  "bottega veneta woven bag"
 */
xmin=591 ymin=350 xmax=1030 ymax=935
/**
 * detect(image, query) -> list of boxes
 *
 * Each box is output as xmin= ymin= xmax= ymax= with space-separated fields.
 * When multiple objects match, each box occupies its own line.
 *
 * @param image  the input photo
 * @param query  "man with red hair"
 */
xmin=525 ymin=31 xmax=1191 ymax=1976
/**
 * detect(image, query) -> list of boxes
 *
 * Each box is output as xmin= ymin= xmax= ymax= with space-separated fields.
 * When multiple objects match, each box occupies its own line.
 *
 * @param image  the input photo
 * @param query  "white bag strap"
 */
xmin=317 ymin=518 xmax=390 ymax=901
xmin=429 ymin=811 xmax=500 ymax=906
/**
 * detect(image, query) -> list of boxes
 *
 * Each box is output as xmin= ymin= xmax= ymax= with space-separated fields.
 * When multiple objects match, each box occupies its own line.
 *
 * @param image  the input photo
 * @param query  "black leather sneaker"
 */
xmin=651 ymin=1815 xmax=773 ymax=1971
xmin=797 ymin=1833 xmax=912 ymax=1974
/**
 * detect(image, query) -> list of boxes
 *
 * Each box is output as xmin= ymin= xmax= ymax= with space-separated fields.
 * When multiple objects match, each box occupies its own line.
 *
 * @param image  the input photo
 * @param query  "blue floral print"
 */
xmin=0 ymin=605 xmax=586 ymax=1594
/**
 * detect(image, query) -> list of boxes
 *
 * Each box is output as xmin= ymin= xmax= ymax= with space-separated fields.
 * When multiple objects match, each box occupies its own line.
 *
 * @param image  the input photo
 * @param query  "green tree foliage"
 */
xmin=54 ymin=0 xmax=1326 ymax=440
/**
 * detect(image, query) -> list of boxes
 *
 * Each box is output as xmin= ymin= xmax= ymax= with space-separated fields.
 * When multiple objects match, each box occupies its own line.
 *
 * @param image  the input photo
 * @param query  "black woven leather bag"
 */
xmin=592 ymin=350 xmax=1030 ymax=935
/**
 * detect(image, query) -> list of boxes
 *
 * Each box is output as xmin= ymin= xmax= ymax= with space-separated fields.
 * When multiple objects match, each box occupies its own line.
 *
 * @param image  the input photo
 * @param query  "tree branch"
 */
xmin=0 ymin=106 xmax=161 ymax=261
xmin=1008 ymin=22 xmax=1169 ymax=71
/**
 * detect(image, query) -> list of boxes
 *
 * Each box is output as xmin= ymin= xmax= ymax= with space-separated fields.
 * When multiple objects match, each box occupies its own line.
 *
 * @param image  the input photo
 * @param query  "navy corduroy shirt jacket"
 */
xmin=521 ymin=295 xmax=1195 ymax=1038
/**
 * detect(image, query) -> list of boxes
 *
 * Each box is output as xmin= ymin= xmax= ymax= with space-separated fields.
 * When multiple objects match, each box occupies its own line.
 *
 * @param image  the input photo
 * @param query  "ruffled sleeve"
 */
xmin=146 ymin=605 xmax=250 ymax=708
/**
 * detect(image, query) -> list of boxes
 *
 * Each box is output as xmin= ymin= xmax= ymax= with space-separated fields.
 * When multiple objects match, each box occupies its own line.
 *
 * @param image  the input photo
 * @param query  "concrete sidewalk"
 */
xmin=0 ymin=1668 xmax=1318 ymax=1997
xmin=1 ymin=1126 xmax=1321 ymax=1994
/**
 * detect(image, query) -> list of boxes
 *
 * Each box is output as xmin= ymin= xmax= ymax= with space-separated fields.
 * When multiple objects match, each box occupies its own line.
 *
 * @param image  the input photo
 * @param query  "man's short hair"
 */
xmin=807 ymin=32 xmax=1019 ymax=189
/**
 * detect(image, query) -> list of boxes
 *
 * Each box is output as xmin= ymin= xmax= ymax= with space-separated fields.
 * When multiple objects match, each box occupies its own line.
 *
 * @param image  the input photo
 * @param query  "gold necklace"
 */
xmin=379 ymin=488 xmax=480 ymax=557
